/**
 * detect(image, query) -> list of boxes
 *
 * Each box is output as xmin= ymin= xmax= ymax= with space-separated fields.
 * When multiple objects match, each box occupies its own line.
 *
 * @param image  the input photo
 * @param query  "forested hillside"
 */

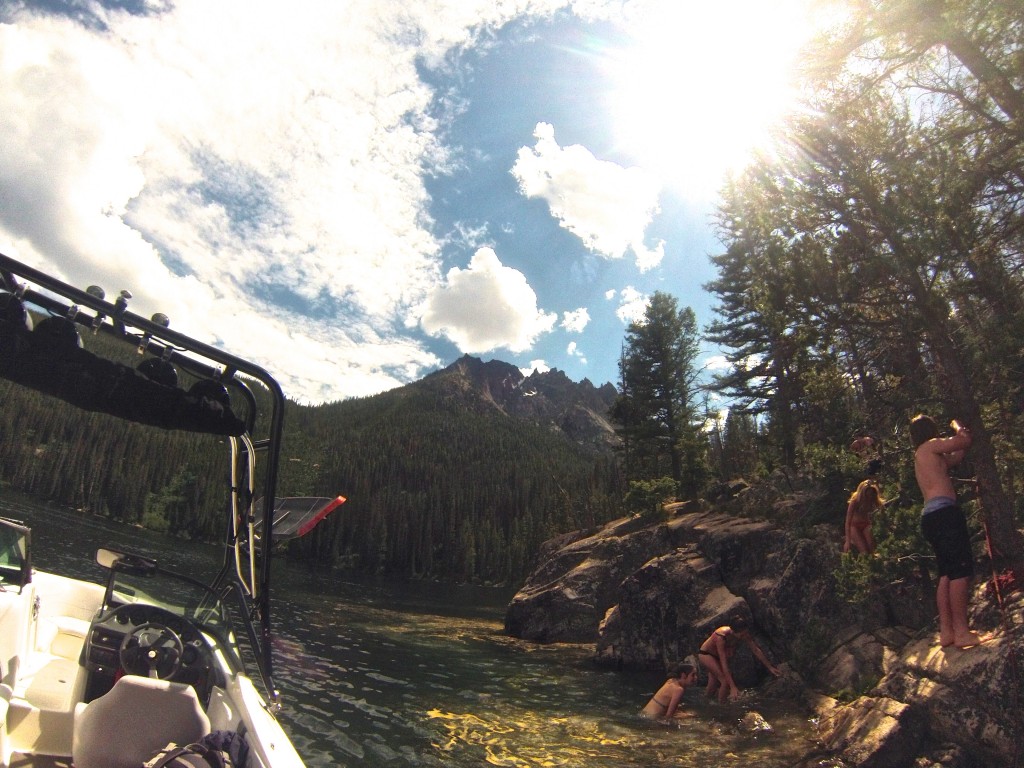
xmin=0 ymin=352 xmax=623 ymax=584
xmin=278 ymin=357 xmax=623 ymax=583
xmin=0 ymin=378 xmax=230 ymax=538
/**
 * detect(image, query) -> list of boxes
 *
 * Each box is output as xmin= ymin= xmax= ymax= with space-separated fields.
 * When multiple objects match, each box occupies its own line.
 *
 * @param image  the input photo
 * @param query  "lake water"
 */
xmin=2 ymin=496 xmax=824 ymax=767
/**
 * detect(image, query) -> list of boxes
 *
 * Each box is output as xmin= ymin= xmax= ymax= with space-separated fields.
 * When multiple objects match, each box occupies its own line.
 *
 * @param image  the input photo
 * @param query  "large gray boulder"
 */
xmin=594 ymin=545 xmax=773 ymax=684
xmin=504 ymin=514 xmax=683 ymax=643
xmin=870 ymin=618 xmax=1024 ymax=765
xmin=814 ymin=694 xmax=926 ymax=768
xmin=811 ymin=604 xmax=1024 ymax=768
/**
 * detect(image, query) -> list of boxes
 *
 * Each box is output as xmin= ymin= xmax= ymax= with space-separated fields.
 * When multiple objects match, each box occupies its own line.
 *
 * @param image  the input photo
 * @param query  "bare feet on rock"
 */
xmin=955 ymin=632 xmax=991 ymax=649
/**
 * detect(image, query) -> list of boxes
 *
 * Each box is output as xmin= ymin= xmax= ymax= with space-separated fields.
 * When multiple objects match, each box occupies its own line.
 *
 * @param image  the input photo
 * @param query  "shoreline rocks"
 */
xmin=504 ymin=504 xmax=1023 ymax=766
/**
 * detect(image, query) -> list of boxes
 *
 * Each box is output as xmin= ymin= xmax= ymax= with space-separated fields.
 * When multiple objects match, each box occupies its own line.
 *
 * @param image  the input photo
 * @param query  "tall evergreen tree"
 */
xmin=611 ymin=292 xmax=706 ymax=496
xmin=704 ymin=0 xmax=1024 ymax=559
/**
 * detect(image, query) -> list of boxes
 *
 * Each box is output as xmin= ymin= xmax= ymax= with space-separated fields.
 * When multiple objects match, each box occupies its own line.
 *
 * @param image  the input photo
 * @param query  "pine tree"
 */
xmin=611 ymin=292 xmax=706 ymax=497
xmin=704 ymin=0 xmax=1024 ymax=558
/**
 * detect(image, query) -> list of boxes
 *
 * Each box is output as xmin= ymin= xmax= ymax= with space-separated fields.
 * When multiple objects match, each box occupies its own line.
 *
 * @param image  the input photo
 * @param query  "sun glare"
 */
xmin=607 ymin=0 xmax=819 ymax=201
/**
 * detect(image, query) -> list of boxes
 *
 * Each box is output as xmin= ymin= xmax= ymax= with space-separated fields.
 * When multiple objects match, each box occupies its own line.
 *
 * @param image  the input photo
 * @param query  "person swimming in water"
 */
xmin=698 ymin=619 xmax=780 ymax=703
xmin=640 ymin=662 xmax=698 ymax=720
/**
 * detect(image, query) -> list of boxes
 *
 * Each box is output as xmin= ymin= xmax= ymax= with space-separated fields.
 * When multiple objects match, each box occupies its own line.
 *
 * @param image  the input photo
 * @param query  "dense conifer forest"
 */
xmin=278 ymin=378 xmax=623 ymax=583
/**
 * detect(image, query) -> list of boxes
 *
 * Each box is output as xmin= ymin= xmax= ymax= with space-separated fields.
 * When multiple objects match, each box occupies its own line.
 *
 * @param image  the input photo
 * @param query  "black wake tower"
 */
xmin=0 ymin=252 xmax=286 ymax=706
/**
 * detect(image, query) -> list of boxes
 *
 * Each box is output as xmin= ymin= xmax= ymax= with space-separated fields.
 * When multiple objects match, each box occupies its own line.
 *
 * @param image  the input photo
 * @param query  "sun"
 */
xmin=606 ymin=0 xmax=820 ymax=201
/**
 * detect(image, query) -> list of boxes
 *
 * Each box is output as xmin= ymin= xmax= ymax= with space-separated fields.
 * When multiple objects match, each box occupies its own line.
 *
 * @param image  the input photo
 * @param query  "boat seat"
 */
xmin=72 ymin=675 xmax=210 ymax=768
xmin=37 ymin=615 xmax=90 ymax=660
xmin=7 ymin=651 xmax=89 ymax=757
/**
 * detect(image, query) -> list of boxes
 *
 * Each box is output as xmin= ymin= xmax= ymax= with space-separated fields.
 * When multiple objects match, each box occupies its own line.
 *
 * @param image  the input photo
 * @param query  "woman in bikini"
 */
xmin=640 ymin=663 xmax=697 ymax=719
xmin=698 ymin=619 xmax=780 ymax=703
xmin=844 ymin=479 xmax=884 ymax=555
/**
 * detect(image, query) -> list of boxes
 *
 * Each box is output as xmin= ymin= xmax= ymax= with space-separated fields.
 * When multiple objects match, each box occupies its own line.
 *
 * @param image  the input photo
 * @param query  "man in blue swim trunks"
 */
xmin=910 ymin=414 xmax=984 ymax=649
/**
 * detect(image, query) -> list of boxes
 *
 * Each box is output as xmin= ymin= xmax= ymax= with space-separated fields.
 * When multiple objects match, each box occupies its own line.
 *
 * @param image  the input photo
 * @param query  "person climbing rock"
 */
xmin=698 ymin=619 xmax=780 ymax=703
xmin=844 ymin=479 xmax=884 ymax=555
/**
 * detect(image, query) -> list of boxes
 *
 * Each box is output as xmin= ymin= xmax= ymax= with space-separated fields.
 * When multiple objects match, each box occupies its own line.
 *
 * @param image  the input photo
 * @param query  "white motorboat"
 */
xmin=0 ymin=253 xmax=315 ymax=768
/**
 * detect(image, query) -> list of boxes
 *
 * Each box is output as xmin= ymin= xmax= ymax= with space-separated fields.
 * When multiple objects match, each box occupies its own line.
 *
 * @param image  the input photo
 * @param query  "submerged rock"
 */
xmin=739 ymin=710 xmax=774 ymax=735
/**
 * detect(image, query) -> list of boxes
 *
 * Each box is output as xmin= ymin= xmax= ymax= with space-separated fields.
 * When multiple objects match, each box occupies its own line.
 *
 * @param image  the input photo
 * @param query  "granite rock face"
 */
xmin=504 ymin=503 xmax=1024 ymax=767
xmin=503 ymin=514 xmax=677 ymax=643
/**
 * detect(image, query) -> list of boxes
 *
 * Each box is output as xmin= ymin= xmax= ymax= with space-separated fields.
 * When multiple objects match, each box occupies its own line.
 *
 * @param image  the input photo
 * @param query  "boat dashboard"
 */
xmin=83 ymin=602 xmax=227 ymax=704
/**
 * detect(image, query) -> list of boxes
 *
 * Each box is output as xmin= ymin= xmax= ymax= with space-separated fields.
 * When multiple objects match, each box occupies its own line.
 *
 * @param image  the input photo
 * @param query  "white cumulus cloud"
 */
xmin=521 ymin=359 xmax=551 ymax=377
xmin=419 ymin=247 xmax=556 ymax=353
xmin=561 ymin=307 xmax=590 ymax=333
xmin=705 ymin=354 xmax=731 ymax=371
xmin=615 ymin=286 xmax=649 ymax=324
xmin=0 ymin=1 xmax=626 ymax=403
xmin=567 ymin=340 xmax=587 ymax=364
xmin=511 ymin=122 xmax=664 ymax=271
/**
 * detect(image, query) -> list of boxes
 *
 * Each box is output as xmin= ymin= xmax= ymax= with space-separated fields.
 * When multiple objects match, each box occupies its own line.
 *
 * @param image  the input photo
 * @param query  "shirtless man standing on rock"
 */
xmin=910 ymin=414 xmax=985 ymax=649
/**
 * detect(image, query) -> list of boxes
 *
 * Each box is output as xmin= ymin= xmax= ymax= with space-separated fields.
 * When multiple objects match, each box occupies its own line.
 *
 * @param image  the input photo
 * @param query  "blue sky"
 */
xmin=0 ymin=0 xmax=822 ymax=404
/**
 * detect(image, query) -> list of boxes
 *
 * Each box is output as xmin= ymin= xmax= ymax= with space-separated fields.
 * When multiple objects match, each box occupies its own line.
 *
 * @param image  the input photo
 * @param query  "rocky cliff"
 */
xmin=504 ymin=499 xmax=1023 ymax=767
xmin=420 ymin=355 xmax=619 ymax=452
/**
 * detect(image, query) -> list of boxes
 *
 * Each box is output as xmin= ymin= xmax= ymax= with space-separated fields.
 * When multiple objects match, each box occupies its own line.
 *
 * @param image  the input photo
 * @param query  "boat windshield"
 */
xmin=0 ymin=519 xmax=30 ymax=591
xmin=102 ymin=550 xmax=235 ymax=639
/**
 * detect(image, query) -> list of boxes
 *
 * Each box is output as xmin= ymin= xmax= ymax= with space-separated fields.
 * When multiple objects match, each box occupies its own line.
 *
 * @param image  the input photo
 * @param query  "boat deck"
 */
xmin=10 ymin=756 xmax=72 ymax=767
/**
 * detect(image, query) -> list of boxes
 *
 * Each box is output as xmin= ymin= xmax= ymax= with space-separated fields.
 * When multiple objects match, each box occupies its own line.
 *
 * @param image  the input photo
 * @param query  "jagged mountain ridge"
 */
xmin=416 ymin=354 xmax=620 ymax=451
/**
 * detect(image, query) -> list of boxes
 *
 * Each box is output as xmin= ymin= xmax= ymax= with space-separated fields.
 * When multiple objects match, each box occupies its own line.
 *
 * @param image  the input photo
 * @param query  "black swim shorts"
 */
xmin=921 ymin=503 xmax=975 ymax=580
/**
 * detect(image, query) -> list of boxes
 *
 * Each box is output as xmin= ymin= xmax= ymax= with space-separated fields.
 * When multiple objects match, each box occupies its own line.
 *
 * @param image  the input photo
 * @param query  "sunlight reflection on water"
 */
xmin=269 ymin=574 xmax=820 ymax=768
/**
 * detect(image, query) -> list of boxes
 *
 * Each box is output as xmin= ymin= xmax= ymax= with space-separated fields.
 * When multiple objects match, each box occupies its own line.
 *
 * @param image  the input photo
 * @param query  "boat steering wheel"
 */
xmin=119 ymin=622 xmax=184 ymax=680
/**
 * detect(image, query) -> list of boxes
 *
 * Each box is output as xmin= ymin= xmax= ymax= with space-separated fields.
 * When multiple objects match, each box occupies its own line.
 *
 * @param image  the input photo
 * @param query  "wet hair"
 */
xmin=909 ymin=414 xmax=938 ymax=448
xmin=730 ymin=617 xmax=749 ymax=634
xmin=669 ymin=662 xmax=696 ymax=678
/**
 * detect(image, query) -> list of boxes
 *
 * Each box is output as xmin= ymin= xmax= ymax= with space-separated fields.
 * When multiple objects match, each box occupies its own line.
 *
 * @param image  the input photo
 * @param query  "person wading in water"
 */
xmin=698 ymin=619 xmax=780 ymax=703
xmin=640 ymin=663 xmax=698 ymax=720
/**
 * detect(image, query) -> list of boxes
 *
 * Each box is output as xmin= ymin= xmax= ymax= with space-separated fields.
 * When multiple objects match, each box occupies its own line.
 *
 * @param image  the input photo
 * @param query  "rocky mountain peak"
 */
xmin=446 ymin=354 xmax=524 ymax=403
xmin=425 ymin=355 xmax=619 ymax=452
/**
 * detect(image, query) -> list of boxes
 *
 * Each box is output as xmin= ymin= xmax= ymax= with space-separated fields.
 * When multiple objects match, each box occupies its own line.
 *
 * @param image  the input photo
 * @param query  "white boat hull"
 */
xmin=0 ymin=569 xmax=303 ymax=768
